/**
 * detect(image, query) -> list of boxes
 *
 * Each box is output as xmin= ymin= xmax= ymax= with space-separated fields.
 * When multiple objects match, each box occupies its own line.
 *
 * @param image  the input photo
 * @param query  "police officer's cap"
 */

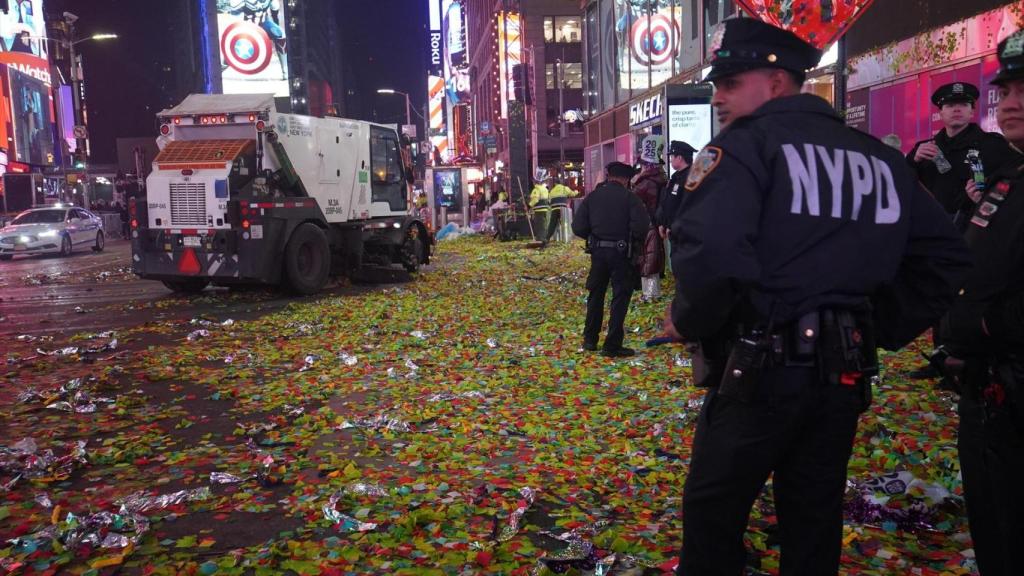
xmin=931 ymin=82 xmax=979 ymax=107
xmin=992 ymin=30 xmax=1024 ymax=86
xmin=605 ymin=162 xmax=638 ymax=179
xmin=669 ymin=141 xmax=697 ymax=157
xmin=705 ymin=17 xmax=822 ymax=82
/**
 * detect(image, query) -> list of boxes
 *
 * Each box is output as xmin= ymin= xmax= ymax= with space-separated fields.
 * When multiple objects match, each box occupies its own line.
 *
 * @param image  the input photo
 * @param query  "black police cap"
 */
xmin=669 ymin=141 xmax=697 ymax=157
xmin=931 ymin=82 xmax=979 ymax=107
xmin=706 ymin=17 xmax=822 ymax=82
xmin=992 ymin=30 xmax=1024 ymax=86
xmin=605 ymin=161 xmax=638 ymax=179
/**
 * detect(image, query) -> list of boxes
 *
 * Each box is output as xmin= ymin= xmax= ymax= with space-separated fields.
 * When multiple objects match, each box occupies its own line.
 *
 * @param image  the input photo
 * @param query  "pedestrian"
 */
xmin=117 ymin=202 xmax=130 ymax=239
xmin=632 ymin=150 xmax=667 ymax=300
xmin=572 ymin=161 xmax=650 ymax=358
xmin=655 ymin=140 xmax=697 ymax=240
xmin=934 ymin=30 xmax=1024 ymax=576
xmin=528 ymin=169 xmax=551 ymax=244
xmin=546 ymin=178 xmax=578 ymax=242
xmin=906 ymin=82 xmax=1016 ymax=379
xmin=662 ymin=18 xmax=971 ymax=575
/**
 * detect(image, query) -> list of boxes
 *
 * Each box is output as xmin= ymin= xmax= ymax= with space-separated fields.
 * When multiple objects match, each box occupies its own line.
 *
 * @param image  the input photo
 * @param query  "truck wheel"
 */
xmin=162 ymin=279 xmax=209 ymax=294
xmin=285 ymin=223 xmax=330 ymax=295
xmin=401 ymin=229 xmax=423 ymax=273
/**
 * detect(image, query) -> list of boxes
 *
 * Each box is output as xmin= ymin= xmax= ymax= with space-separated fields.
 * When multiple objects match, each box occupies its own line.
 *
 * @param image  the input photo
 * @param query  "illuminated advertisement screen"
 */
xmin=433 ymin=168 xmax=462 ymax=209
xmin=0 ymin=0 xmax=51 ymax=86
xmin=667 ymin=104 xmax=712 ymax=175
xmin=616 ymin=1 xmax=682 ymax=91
xmin=216 ymin=0 xmax=289 ymax=97
xmin=8 ymin=67 xmax=55 ymax=166
xmin=442 ymin=0 xmax=470 ymax=105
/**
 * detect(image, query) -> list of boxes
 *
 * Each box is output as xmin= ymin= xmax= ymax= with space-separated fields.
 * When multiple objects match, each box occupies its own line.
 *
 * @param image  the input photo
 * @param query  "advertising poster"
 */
xmin=8 ymin=67 xmax=55 ymax=166
xmin=442 ymin=0 xmax=470 ymax=105
xmin=216 ymin=0 xmax=289 ymax=97
xmin=433 ymin=168 xmax=462 ymax=209
xmin=615 ymin=0 xmax=682 ymax=91
xmin=0 ymin=0 xmax=51 ymax=85
xmin=667 ymin=104 xmax=712 ymax=168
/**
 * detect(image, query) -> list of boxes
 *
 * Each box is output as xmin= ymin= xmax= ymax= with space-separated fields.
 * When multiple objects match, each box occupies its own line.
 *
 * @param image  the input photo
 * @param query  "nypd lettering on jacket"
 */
xmin=782 ymin=143 xmax=901 ymax=224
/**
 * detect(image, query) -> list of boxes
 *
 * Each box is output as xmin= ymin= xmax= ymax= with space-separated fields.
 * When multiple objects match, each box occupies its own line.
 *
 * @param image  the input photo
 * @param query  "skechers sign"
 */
xmin=629 ymin=94 xmax=662 ymax=128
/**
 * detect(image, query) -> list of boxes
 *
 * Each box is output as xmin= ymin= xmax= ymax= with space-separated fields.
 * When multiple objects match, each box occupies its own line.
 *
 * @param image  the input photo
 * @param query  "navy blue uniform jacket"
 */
xmin=670 ymin=94 xmax=973 ymax=350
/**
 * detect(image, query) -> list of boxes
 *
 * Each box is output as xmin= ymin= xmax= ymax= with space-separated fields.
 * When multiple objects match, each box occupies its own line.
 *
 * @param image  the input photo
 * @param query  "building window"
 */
xmin=546 ymin=62 xmax=583 ymax=89
xmin=544 ymin=16 xmax=582 ymax=43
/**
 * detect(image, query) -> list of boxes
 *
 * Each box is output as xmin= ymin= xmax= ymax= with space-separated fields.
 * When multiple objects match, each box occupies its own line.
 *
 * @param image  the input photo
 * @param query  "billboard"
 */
xmin=615 ymin=1 xmax=683 ymax=92
xmin=0 ymin=0 xmax=51 ymax=86
xmin=433 ymin=168 xmax=462 ymax=209
xmin=428 ymin=0 xmax=443 ymax=74
xmin=442 ymin=0 xmax=470 ymax=105
xmin=8 ymin=66 xmax=55 ymax=166
xmin=216 ymin=0 xmax=289 ymax=97
xmin=498 ymin=11 xmax=521 ymax=118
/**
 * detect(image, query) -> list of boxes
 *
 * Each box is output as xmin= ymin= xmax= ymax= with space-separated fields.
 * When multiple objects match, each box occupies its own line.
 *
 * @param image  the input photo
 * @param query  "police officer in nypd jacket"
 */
xmin=907 ymin=82 xmax=1016 ymax=227
xmin=660 ymin=17 xmax=972 ymax=575
xmin=937 ymin=30 xmax=1024 ymax=576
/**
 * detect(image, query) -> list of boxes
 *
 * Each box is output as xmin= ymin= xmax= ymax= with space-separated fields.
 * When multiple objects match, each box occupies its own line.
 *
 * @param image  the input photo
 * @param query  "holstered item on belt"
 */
xmin=691 ymin=342 xmax=725 ymax=389
xmin=817 ymin=309 xmax=878 ymax=409
xmin=719 ymin=332 xmax=767 ymax=402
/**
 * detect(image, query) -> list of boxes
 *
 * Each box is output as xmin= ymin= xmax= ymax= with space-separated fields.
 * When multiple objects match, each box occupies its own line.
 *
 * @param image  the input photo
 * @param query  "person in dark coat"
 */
xmin=572 ymin=162 xmax=650 ymax=357
xmin=935 ymin=31 xmax=1024 ymax=576
xmin=656 ymin=140 xmax=697 ymax=239
xmin=907 ymin=82 xmax=1017 ymax=225
xmin=906 ymin=82 xmax=1016 ymax=378
xmin=662 ymin=18 xmax=972 ymax=575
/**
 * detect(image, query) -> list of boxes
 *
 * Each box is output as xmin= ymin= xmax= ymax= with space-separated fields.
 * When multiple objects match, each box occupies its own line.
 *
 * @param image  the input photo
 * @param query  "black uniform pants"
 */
xmin=583 ymin=248 xmax=635 ymax=351
xmin=958 ymin=377 xmax=1024 ymax=576
xmin=679 ymin=367 xmax=865 ymax=576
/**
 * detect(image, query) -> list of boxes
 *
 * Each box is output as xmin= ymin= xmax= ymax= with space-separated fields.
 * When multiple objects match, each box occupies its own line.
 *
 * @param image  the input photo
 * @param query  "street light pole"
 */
xmin=64 ymin=13 xmax=86 ymax=162
xmin=377 ymin=89 xmax=413 ymax=135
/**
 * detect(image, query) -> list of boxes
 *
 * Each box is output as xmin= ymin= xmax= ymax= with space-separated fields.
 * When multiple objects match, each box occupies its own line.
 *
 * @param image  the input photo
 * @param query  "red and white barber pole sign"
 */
xmin=221 ymin=21 xmax=274 ymax=76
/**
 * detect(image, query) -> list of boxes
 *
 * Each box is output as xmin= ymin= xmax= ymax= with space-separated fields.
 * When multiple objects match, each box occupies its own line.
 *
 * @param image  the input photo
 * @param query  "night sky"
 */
xmin=44 ymin=0 xmax=428 ymax=164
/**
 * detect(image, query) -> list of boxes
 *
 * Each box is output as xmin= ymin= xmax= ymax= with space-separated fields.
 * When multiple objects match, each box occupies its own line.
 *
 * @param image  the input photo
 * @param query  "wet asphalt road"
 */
xmin=0 ymin=240 xmax=412 ymax=338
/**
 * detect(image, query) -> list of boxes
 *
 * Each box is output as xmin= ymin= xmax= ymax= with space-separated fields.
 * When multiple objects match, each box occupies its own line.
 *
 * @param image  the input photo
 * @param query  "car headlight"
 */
xmin=39 ymin=230 xmax=59 ymax=238
xmin=19 ymin=235 xmax=32 ymax=243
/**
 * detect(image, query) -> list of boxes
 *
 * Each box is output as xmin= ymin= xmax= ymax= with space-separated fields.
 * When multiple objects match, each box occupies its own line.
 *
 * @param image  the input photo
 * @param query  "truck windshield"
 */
xmin=369 ymin=127 xmax=407 ymax=212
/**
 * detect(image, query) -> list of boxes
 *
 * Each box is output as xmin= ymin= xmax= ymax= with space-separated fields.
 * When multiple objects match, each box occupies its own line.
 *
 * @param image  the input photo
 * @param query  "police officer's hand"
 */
xmin=966 ymin=179 xmax=983 ymax=204
xmin=658 ymin=225 xmax=669 ymax=240
xmin=914 ymin=141 xmax=940 ymax=162
xmin=663 ymin=306 xmax=683 ymax=341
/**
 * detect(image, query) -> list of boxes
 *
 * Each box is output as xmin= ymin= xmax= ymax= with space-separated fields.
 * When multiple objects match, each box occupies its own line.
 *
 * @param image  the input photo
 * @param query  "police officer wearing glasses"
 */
xmin=661 ymin=18 xmax=971 ymax=574
xmin=573 ymin=161 xmax=650 ymax=357
xmin=934 ymin=30 xmax=1024 ymax=576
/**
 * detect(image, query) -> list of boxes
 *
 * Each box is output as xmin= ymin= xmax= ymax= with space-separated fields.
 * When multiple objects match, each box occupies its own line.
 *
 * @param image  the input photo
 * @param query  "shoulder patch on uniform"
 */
xmin=684 ymin=146 xmax=723 ymax=191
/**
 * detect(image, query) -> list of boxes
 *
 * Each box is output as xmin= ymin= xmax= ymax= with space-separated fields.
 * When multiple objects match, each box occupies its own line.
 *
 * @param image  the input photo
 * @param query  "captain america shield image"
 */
xmin=221 ymin=20 xmax=274 ymax=75
xmin=630 ymin=14 xmax=677 ymax=67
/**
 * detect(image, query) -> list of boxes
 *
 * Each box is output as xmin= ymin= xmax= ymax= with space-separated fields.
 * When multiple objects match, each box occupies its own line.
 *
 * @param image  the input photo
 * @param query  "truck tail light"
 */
xmin=248 ymin=113 xmax=256 ymax=122
xmin=131 ymin=219 xmax=139 ymax=229
xmin=160 ymin=124 xmax=170 ymax=135
xmin=173 ymin=117 xmax=181 ymax=125
xmin=241 ymin=220 xmax=250 ymax=229
xmin=255 ymin=120 xmax=266 ymax=132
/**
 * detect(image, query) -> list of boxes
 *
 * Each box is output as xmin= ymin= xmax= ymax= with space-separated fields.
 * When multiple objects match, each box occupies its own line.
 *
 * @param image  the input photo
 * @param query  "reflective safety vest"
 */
xmin=529 ymin=185 xmax=551 ymax=212
xmin=548 ymin=184 xmax=578 ymax=207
